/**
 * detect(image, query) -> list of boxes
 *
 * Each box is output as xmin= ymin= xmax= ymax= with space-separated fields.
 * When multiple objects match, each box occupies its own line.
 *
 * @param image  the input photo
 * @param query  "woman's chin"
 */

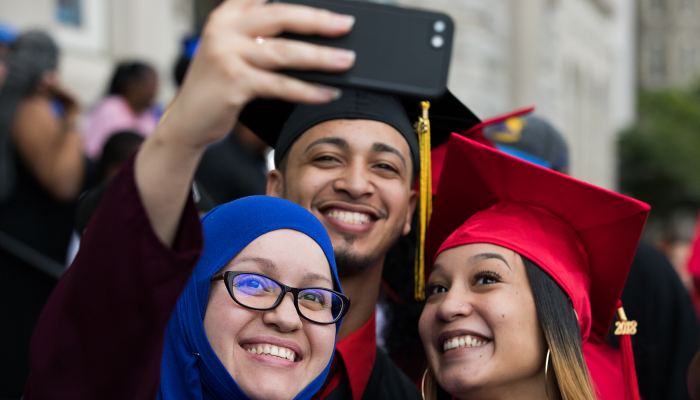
xmin=234 ymin=363 xmax=309 ymax=400
xmin=238 ymin=377 xmax=302 ymax=400
xmin=436 ymin=363 xmax=490 ymax=395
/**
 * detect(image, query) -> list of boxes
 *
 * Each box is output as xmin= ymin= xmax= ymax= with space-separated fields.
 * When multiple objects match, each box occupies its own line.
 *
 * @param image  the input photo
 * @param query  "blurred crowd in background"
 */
xmin=0 ymin=21 xmax=273 ymax=396
xmin=2 ymin=0 xmax=700 ymax=398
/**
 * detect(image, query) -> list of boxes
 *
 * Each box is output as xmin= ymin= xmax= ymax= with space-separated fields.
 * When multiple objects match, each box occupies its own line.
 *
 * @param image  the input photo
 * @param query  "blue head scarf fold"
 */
xmin=158 ymin=196 xmax=341 ymax=400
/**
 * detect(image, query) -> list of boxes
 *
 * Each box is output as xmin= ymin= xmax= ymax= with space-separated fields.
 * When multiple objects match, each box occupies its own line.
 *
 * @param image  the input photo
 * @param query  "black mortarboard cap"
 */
xmin=238 ymin=88 xmax=480 ymax=172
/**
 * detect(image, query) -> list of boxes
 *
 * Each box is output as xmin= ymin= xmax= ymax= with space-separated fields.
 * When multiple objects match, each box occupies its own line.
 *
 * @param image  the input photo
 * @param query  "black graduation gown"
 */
xmin=609 ymin=242 xmax=700 ymax=400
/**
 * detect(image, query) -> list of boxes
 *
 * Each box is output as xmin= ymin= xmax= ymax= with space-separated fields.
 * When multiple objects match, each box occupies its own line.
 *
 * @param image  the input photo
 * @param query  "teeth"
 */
xmin=327 ymin=210 xmax=371 ymax=225
xmin=246 ymin=344 xmax=297 ymax=361
xmin=442 ymin=335 xmax=488 ymax=352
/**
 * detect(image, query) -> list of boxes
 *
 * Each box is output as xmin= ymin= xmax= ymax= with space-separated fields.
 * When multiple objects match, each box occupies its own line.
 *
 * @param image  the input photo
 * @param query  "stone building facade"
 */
xmin=638 ymin=0 xmax=700 ymax=89
xmin=0 ymin=0 xmax=193 ymax=107
xmin=0 ymin=0 xmax=635 ymax=190
xmin=397 ymin=0 xmax=636 ymax=190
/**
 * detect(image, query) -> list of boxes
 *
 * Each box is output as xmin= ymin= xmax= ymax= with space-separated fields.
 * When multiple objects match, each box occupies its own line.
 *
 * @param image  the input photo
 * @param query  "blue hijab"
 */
xmin=158 ymin=196 xmax=341 ymax=400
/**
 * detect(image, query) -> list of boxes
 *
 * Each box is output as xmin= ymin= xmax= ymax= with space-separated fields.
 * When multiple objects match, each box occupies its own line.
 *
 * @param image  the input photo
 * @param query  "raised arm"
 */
xmin=24 ymin=1 xmax=354 ymax=398
xmin=135 ymin=0 xmax=356 ymax=247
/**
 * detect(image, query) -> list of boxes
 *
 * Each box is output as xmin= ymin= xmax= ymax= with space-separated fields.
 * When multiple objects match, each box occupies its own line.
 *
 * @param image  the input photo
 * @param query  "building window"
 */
xmin=648 ymin=42 xmax=667 ymax=79
xmin=56 ymin=0 xmax=82 ymax=27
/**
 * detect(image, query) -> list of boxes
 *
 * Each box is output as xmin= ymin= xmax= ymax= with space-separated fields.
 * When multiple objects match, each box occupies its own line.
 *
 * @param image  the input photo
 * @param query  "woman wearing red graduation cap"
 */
xmin=417 ymin=133 xmax=649 ymax=400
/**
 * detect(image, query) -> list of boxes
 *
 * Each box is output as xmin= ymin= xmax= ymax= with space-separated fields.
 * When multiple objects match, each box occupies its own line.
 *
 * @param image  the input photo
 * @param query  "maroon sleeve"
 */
xmin=23 ymin=155 xmax=203 ymax=400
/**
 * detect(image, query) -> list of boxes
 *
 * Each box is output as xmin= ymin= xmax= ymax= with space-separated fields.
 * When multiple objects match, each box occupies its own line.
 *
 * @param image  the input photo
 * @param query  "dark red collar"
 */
xmin=318 ymin=312 xmax=377 ymax=400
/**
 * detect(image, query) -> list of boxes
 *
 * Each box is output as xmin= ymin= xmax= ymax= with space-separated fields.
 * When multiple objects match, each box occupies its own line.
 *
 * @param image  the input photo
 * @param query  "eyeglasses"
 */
xmin=211 ymin=271 xmax=351 ymax=325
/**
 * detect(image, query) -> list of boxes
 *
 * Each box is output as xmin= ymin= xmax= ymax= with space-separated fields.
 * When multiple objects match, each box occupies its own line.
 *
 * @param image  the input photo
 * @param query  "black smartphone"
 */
xmin=273 ymin=0 xmax=454 ymax=99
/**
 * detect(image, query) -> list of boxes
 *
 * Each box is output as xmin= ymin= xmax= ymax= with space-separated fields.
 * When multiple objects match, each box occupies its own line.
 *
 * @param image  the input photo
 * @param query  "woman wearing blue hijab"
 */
xmin=25 ymin=163 xmax=349 ymax=399
xmin=24 ymin=0 xmax=359 ymax=397
xmin=159 ymin=195 xmax=348 ymax=400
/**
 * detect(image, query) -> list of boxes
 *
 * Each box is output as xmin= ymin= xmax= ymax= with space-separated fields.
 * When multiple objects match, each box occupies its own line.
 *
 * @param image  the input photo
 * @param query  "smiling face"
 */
xmin=418 ymin=243 xmax=547 ymax=399
xmin=267 ymin=119 xmax=417 ymax=277
xmin=203 ymin=229 xmax=337 ymax=400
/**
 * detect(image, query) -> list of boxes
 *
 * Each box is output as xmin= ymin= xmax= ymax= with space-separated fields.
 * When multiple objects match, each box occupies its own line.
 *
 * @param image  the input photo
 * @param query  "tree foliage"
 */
xmin=618 ymin=81 xmax=700 ymax=219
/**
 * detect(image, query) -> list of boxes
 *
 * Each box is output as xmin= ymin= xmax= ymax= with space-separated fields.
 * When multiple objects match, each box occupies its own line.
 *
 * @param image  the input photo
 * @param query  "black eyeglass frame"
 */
xmin=211 ymin=271 xmax=351 ymax=325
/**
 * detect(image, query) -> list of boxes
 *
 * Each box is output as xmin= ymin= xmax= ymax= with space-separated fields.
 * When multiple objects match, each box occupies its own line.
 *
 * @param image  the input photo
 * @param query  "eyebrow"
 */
xmin=301 ymin=272 xmax=334 ymax=288
xmin=371 ymin=142 xmax=407 ymax=169
xmin=234 ymin=257 xmax=276 ymax=271
xmin=468 ymin=253 xmax=511 ymax=270
xmin=304 ymin=137 xmax=348 ymax=153
xmin=234 ymin=257 xmax=333 ymax=287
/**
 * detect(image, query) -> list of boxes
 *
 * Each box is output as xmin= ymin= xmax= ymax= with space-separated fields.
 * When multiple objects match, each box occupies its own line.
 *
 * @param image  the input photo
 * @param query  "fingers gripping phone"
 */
xmin=273 ymin=0 xmax=454 ymax=99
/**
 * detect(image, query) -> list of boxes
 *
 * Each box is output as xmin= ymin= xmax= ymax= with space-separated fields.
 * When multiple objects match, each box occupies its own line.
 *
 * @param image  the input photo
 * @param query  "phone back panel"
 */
xmin=275 ymin=0 xmax=454 ymax=99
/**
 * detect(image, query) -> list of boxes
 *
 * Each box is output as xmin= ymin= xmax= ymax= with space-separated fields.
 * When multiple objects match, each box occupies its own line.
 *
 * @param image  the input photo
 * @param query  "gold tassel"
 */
xmin=413 ymin=101 xmax=432 ymax=301
xmin=615 ymin=305 xmax=641 ymax=400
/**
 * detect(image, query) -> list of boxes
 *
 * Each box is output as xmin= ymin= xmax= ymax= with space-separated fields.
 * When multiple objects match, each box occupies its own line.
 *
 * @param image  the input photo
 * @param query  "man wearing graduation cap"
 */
xmin=240 ymin=88 xmax=477 ymax=399
xmin=135 ymin=1 xmax=479 ymax=399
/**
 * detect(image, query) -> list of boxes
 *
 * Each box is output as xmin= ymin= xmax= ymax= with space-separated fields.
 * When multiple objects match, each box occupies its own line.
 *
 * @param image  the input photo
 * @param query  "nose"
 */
xmin=333 ymin=159 xmax=374 ymax=199
xmin=262 ymin=292 xmax=303 ymax=332
xmin=435 ymin=287 xmax=473 ymax=322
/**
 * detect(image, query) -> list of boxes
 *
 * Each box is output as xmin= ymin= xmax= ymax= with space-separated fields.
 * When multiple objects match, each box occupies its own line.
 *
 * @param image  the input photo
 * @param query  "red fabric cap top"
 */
xmin=415 ymin=106 xmax=533 ymax=195
xmin=437 ymin=201 xmax=593 ymax=340
xmin=425 ymin=134 xmax=650 ymax=343
xmin=462 ymin=106 xmax=535 ymax=139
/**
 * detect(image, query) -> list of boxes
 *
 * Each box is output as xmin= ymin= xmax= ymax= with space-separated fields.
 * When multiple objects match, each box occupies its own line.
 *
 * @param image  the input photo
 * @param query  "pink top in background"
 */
xmin=83 ymin=95 xmax=159 ymax=159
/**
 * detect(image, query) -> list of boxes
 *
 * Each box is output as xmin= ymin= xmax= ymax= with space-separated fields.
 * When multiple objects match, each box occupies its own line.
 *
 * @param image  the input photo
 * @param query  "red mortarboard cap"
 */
xmin=462 ymin=106 xmax=535 ymax=141
xmin=425 ymin=134 xmax=650 ymax=344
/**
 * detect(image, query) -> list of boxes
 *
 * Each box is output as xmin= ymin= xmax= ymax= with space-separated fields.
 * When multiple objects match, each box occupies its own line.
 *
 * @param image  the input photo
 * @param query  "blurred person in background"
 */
xmin=195 ymin=122 xmax=269 ymax=205
xmin=0 ymin=30 xmax=87 ymax=397
xmin=73 ymin=131 xmax=146 ymax=236
xmin=83 ymin=61 xmax=159 ymax=159
xmin=97 ymin=130 xmax=146 ymax=182
xmin=74 ymin=130 xmax=215 ymax=236
xmin=173 ymin=36 xmax=270 ymax=205
xmin=0 ymin=22 xmax=18 ymax=89
xmin=690 ymin=350 xmax=700 ymax=400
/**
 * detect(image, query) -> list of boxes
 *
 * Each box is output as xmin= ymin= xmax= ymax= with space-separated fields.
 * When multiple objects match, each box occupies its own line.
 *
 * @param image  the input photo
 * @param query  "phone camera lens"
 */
xmin=431 ymin=35 xmax=444 ymax=49
xmin=434 ymin=20 xmax=446 ymax=33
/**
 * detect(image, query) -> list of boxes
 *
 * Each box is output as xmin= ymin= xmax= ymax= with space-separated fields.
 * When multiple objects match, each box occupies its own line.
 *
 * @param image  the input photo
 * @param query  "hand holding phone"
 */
xmin=135 ymin=0 xmax=358 ymax=246
xmin=161 ymin=0 xmax=356 ymax=149
xmin=274 ymin=0 xmax=454 ymax=99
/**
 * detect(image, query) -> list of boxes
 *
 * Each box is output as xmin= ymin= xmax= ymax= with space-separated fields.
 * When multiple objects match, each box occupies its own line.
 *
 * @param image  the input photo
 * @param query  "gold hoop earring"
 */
xmin=421 ymin=368 xmax=428 ymax=400
xmin=544 ymin=349 xmax=551 ymax=400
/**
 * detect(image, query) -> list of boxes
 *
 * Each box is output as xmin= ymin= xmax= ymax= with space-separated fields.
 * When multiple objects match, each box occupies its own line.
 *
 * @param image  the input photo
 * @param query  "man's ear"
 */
xmin=267 ymin=169 xmax=284 ymax=198
xmin=402 ymin=189 xmax=419 ymax=236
